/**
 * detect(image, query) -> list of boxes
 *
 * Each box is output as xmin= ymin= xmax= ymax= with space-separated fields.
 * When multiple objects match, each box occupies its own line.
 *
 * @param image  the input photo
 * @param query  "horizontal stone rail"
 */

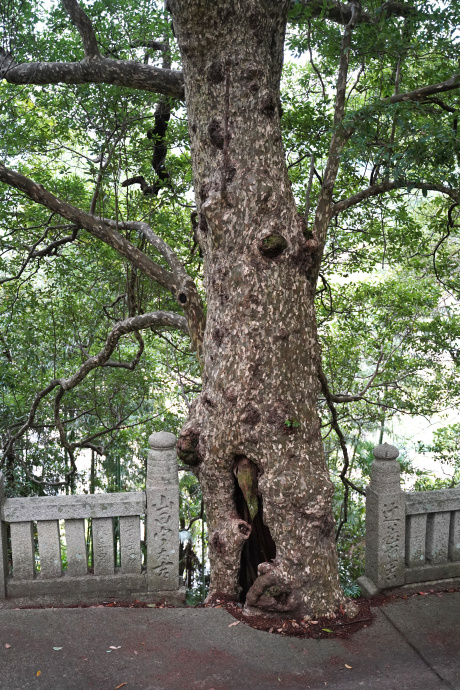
xmin=358 ymin=443 xmax=460 ymax=597
xmin=0 ymin=432 xmax=185 ymax=607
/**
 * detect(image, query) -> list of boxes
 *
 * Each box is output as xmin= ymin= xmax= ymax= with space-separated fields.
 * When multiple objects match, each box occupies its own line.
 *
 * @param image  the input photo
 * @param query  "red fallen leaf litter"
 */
xmin=202 ymin=585 xmax=460 ymax=639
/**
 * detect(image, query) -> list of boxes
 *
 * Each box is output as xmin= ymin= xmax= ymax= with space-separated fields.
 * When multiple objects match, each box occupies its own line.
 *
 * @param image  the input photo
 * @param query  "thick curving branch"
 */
xmin=62 ymin=0 xmax=100 ymax=58
xmin=332 ymin=180 xmax=459 ymax=215
xmin=0 ymin=49 xmax=184 ymax=98
xmin=0 ymin=163 xmax=206 ymax=356
xmin=0 ymin=163 xmax=177 ymax=290
xmin=289 ymin=0 xmax=416 ymax=25
xmin=382 ymin=73 xmax=460 ymax=105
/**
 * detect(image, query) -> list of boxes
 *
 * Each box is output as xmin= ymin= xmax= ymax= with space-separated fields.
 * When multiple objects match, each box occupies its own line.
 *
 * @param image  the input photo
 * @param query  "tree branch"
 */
xmin=2 ymin=311 xmax=187 ymax=481
xmin=0 ymin=163 xmax=180 ymax=290
xmin=290 ymin=0 xmax=416 ymax=26
xmin=382 ymin=74 xmax=460 ymax=105
xmin=62 ymin=0 xmax=100 ymax=58
xmin=309 ymin=3 xmax=358 ymax=283
xmin=0 ymin=163 xmax=206 ymax=357
xmin=0 ymin=49 xmax=184 ymax=98
xmin=332 ymin=180 xmax=459 ymax=215
xmin=318 ymin=366 xmax=365 ymax=542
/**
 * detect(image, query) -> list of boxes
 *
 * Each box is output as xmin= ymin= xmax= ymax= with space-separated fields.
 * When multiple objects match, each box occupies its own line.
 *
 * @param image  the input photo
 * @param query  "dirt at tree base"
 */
xmin=203 ymin=586 xmax=460 ymax=639
xmin=204 ymin=592 xmax=373 ymax=639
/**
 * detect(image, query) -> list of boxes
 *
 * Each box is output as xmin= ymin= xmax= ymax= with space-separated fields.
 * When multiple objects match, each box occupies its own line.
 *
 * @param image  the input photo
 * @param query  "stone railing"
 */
xmin=0 ymin=432 xmax=185 ymax=607
xmin=358 ymin=442 xmax=460 ymax=596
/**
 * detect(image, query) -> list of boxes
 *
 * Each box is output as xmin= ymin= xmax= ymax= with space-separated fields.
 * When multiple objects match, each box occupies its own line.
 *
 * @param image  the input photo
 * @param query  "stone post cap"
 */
xmin=148 ymin=431 xmax=177 ymax=449
xmin=373 ymin=442 xmax=399 ymax=461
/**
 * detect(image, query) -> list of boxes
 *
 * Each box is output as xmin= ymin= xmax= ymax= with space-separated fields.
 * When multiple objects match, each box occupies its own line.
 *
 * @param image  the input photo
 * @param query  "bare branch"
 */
xmin=0 ymin=49 xmax=184 ymax=98
xmin=103 ymin=218 xmax=187 ymax=279
xmin=304 ymin=154 xmax=315 ymax=228
xmin=318 ymin=366 xmax=365 ymax=542
xmin=383 ymin=74 xmax=460 ymax=105
xmin=129 ymin=40 xmax=167 ymax=52
xmin=332 ymin=180 xmax=459 ymax=215
xmin=2 ymin=311 xmax=187 ymax=468
xmin=0 ymin=163 xmax=178 ymax=291
xmin=290 ymin=0 xmax=416 ymax=26
xmin=310 ymin=3 xmax=358 ymax=282
xmin=62 ymin=0 xmax=100 ymax=58
xmin=0 ymin=163 xmax=206 ymax=355
xmin=31 ymin=227 xmax=79 ymax=257
xmin=327 ymin=350 xmax=385 ymax=402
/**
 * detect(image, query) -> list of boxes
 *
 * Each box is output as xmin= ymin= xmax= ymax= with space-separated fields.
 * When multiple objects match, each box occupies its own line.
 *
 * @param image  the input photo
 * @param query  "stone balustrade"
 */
xmin=0 ymin=432 xmax=185 ymax=607
xmin=358 ymin=442 xmax=460 ymax=596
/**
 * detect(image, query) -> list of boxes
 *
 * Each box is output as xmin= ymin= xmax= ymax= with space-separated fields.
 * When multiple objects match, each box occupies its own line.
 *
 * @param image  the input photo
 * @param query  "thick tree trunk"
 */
xmin=172 ymin=0 xmax=350 ymax=618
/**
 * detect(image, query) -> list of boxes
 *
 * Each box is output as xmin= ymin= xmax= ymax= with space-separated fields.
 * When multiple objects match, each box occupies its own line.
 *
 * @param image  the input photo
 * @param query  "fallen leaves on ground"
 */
xmin=4 ymin=643 xmax=11 ymax=649
xmin=115 ymin=684 xmax=127 ymax=689
xmin=228 ymin=621 xmax=240 ymax=627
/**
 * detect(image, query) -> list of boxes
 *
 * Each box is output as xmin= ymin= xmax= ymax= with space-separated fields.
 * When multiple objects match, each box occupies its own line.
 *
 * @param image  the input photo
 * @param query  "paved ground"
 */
xmin=0 ymin=592 xmax=459 ymax=690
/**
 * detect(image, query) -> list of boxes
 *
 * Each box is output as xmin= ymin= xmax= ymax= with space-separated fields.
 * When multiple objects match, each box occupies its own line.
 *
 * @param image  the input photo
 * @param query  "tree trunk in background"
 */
xmin=173 ymin=0 xmax=350 ymax=618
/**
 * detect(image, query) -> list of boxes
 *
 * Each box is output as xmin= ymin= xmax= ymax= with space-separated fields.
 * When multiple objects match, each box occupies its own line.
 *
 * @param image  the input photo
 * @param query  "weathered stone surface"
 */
xmin=362 ymin=443 xmax=460 ymax=597
xmin=363 ymin=445 xmax=405 ymax=591
xmin=119 ymin=516 xmax=142 ymax=574
xmin=406 ymin=487 xmax=460 ymax=515
xmin=356 ymin=575 xmax=379 ymax=597
xmin=4 ymin=492 xmax=146 ymax=522
xmin=1 ymin=582 xmax=186 ymax=609
xmin=146 ymin=433 xmax=180 ymax=591
xmin=92 ymin=518 xmax=115 ymax=576
xmin=405 ymin=561 xmax=460 ymax=584
xmin=148 ymin=431 xmax=177 ymax=450
xmin=0 ymin=473 xmax=8 ymax=598
xmin=426 ymin=512 xmax=450 ymax=565
xmin=64 ymin=519 xmax=88 ymax=576
xmin=10 ymin=521 xmax=35 ymax=581
xmin=405 ymin=513 xmax=427 ymax=568
xmin=373 ymin=442 xmax=400 ymax=461
xmin=0 ymin=432 xmax=183 ymax=606
xmin=449 ymin=511 xmax=460 ymax=562
xmin=37 ymin=520 xmax=62 ymax=579
xmin=6 ymin=571 xmax=146 ymax=598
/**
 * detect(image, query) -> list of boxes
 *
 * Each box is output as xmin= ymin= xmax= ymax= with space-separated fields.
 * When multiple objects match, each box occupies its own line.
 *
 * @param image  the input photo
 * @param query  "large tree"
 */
xmin=1 ymin=0 xmax=459 ymax=617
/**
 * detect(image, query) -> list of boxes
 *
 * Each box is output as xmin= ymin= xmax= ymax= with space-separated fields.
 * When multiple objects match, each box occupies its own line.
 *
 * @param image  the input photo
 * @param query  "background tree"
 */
xmin=1 ymin=0 xmax=459 ymax=618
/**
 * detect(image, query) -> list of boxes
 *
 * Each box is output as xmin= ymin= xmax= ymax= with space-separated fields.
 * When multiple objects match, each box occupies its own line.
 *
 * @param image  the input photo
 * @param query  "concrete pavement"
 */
xmin=0 ymin=591 xmax=459 ymax=689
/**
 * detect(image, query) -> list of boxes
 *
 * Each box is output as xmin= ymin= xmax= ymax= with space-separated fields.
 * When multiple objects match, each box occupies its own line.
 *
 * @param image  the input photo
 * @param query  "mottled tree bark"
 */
xmin=172 ymin=0 xmax=350 ymax=618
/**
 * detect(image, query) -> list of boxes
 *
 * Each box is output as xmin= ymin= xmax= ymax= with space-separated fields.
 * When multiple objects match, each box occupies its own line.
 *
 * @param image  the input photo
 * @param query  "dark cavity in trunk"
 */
xmin=233 ymin=458 xmax=276 ymax=601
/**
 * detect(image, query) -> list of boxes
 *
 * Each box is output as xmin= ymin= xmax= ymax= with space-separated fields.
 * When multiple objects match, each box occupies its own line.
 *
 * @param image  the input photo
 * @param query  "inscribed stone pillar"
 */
xmin=363 ymin=443 xmax=406 ymax=591
xmin=146 ymin=432 xmax=180 ymax=591
xmin=0 ymin=473 xmax=8 ymax=598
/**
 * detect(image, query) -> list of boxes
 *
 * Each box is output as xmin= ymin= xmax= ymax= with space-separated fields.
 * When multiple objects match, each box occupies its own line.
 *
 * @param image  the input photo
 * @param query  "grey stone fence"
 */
xmin=358 ymin=442 xmax=460 ymax=597
xmin=0 ymin=432 xmax=185 ymax=607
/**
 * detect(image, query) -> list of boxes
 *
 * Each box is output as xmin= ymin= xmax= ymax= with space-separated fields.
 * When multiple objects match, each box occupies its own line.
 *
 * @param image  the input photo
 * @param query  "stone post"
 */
xmin=146 ymin=431 xmax=180 ymax=592
xmin=358 ymin=443 xmax=406 ymax=596
xmin=0 ymin=472 xmax=8 ymax=599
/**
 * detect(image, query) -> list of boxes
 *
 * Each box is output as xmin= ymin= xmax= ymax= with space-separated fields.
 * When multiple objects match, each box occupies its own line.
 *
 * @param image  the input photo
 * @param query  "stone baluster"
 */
xmin=146 ymin=432 xmax=180 ymax=592
xmin=0 ymin=472 xmax=8 ymax=598
xmin=358 ymin=442 xmax=406 ymax=596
